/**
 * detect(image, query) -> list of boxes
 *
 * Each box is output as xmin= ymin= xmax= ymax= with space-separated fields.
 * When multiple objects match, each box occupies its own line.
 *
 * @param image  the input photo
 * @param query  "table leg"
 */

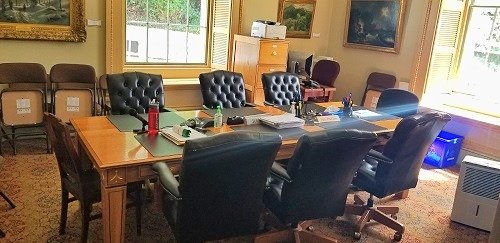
xmin=102 ymin=184 xmax=127 ymax=243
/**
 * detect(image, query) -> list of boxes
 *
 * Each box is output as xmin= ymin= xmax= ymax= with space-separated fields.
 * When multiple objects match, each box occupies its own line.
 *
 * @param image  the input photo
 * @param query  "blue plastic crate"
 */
xmin=424 ymin=131 xmax=464 ymax=168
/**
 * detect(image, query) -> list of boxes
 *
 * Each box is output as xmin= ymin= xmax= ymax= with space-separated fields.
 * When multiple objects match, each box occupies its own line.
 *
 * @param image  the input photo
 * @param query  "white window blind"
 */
xmin=210 ymin=0 xmax=232 ymax=70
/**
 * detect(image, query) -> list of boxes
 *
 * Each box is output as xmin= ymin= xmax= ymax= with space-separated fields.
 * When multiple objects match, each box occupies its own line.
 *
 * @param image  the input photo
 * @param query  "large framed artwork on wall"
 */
xmin=277 ymin=0 xmax=317 ymax=39
xmin=344 ymin=0 xmax=406 ymax=53
xmin=0 ymin=0 xmax=86 ymax=42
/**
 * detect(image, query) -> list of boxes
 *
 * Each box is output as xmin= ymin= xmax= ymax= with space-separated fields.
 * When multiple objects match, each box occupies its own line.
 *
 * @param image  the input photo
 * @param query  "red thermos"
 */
xmin=148 ymin=100 xmax=159 ymax=135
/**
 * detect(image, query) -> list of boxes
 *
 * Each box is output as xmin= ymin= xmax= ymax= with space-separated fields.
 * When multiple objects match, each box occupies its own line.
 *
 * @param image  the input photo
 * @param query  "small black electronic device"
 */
xmin=226 ymin=116 xmax=244 ymax=125
xmin=180 ymin=117 xmax=214 ymax=129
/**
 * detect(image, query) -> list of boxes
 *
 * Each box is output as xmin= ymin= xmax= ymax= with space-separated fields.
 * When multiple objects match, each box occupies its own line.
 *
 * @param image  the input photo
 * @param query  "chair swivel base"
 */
xmin=255 ymin=221 xmax=337 ymax=243
xmin=344 ymin=194 xmax=404 ymax=241
xmin=259 ymin=212 xmax=337 ymax=243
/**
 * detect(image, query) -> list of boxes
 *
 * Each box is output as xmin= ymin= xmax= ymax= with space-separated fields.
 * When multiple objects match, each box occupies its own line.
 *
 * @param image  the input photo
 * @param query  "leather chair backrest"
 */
xmin=311 ymin=59 xmax=340 ymax=87
xmin=378 ymin=112 xmax=452 ymax=195
xmin=376 ymin=88 xmax=419 ymax=118
xmin=281 ymin=130 xmax=377 ymax=223
xmin=262 ymin=72 xmax=301 ymax=105
xmin=44 ymin=112 xmax=84 ymax=184
xmin=106 ymin=72 xmax=164 ymax=114
xmin=177 ymin=131 xmax=281 ymax=242
xmin=198 ymin=70 xmax=246 ymax=109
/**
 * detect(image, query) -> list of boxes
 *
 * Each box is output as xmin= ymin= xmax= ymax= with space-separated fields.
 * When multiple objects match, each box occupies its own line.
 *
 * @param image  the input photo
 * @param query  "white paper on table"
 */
xmin=352 ymin=109 xmax=382 ymax=118
xmin=16 ymin=99 xmax=31 ymax=109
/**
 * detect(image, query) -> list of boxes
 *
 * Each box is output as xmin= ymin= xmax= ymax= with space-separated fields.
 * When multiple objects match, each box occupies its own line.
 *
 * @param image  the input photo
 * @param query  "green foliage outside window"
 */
xmin=127 ymin=0 xmax=202 ymax=33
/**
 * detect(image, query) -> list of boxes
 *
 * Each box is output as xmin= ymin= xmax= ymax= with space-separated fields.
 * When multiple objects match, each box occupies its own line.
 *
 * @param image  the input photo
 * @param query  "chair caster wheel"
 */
xmin=306 ymin=226 xmax=314 ymax=231
xmin=393 ymin=232 xmax=402 ymax=241
xmin=391 ymin=214 xmax=397 ymax=220
xmin=353 ymin=231 xmax=361 ymax=240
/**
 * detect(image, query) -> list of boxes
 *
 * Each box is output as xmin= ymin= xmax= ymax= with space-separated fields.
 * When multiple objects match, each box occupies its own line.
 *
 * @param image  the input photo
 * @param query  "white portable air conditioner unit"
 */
xmin=451 ymin=156 xmax=500 ymax=231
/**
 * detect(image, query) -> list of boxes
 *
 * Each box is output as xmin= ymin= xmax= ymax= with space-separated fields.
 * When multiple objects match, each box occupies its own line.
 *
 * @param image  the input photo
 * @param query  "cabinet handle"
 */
xmin=272 ymin=45 xmax=277 ymax=48
xmin=271 ymin=51 xmax=277 ymax=56
xmin=269 ymin=69 xmax=275 ymax=72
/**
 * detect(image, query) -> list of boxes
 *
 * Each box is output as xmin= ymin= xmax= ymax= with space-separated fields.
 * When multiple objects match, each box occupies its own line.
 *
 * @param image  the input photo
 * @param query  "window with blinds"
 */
xmin=124 ymin=0 xmax=232 ymax=68
xmin=426 ymin=0 xmax=500 ymax=117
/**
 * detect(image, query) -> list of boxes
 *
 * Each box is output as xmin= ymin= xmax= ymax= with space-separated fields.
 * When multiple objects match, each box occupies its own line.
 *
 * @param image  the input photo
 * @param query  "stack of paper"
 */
xmin=259 ymin=114 xmax=305 ymax=129
xmin=160 ymin=126 xmax=206 ymax=145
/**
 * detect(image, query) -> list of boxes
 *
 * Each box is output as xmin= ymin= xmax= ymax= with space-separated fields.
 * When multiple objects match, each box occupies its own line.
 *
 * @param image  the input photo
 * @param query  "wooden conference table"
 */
xmin=71 ymin=102 xmax=401 ymax=243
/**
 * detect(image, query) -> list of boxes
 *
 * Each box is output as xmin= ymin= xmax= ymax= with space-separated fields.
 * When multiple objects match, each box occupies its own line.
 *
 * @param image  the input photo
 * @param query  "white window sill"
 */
xmin=421 ymin=93 xmax=500 ymax=126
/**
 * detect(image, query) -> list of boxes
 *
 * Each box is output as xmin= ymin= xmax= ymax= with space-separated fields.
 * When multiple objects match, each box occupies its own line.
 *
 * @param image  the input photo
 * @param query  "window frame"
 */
xmin=452 ymin=1 xmax=500 ymax=97
xmin=106 ymin=0 xmax=239 ymax=79
xmin=421 ymin=0 xmax=500 ymax=118
xmin=124 ymin=0 xmax=211 ymax=65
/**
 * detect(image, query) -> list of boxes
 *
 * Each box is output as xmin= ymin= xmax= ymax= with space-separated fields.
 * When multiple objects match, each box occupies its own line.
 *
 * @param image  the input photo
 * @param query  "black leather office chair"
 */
xmin=262 ymin=130 xmax=377 ymax=242
xmin=106 ymin=72 xmax=166 ymax=114
xmin=152 ymin=131 xmax=282 ymax=242
xmin=345 ymin=112 xmax=451 ymax=241
xmin=376 ymin=88 xmax=419 ymax=118
xmin=199 ymin=70 xmax=253 ymax=109
xmin=262 ymin=72 xmax=301 ymax=106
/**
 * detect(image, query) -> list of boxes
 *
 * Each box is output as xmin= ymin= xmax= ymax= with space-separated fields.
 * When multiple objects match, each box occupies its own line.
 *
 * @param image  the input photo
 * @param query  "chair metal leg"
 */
xmin=0 ymin=191 xmax=16 ymax=209
xmin=11 ymin=127 xmax=16 ymax=155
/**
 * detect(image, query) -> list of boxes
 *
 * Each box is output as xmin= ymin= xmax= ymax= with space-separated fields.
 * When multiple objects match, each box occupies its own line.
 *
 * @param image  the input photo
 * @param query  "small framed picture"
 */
xmin=277 ymin=0 xmax=317 ymax=39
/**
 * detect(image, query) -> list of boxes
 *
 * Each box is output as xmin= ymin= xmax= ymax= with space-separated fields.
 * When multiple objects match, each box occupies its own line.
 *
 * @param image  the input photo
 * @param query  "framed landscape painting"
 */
xmin=344 ymin=0 xmax=406 ymax=53
xmin=0 ymin=0 xmax=86 ymax=42
xmin=277 ymin=0 xmax=316 ymax=39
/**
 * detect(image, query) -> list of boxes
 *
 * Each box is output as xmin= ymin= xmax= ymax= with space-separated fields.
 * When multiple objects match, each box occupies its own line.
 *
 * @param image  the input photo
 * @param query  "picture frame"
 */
xmin=277 ymin=0 xmax=316 ymax=39
xmin=344 ymin=0 xmax=406 ymax=53
xmin=0 ymin=0 xmax=86 ymax=42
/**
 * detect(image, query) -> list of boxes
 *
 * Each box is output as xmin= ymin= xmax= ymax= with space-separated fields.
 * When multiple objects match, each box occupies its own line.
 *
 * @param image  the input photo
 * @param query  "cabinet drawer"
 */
xmin=259 ymin=42 xmax=288 ymax=65
xmin=256 ymin=65 xmax=287 ymax=88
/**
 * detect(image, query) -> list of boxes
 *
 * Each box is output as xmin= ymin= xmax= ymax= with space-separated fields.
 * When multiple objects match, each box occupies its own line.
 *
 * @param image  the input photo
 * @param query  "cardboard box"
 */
xmin=251 ymin=22 xmax=287 ymax=39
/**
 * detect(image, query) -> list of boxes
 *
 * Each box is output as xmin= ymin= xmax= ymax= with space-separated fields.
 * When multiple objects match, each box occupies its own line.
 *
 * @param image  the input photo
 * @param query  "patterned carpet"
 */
xmin=0 ymin=138 xmax=491 ymax=243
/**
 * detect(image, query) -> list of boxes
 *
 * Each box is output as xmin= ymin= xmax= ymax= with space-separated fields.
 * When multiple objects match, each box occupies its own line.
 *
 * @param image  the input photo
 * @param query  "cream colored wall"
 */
xmin=240 ymin=0 xmax=334 ymax=55
xmin=327 ymin=0 xmax=425 ymax=103
xmin=0 ymin=1 xmax=106 ymax=76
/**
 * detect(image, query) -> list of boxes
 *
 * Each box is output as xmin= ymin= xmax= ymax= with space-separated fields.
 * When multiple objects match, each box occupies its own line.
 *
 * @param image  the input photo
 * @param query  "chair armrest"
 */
xmin=263 ymin=101 xmax=276 ymax=106
xmin=244 ymin=102 xmax=256 ymax=107
xmin=366 ymin=149 xmax=393 ymax=165
xmin=151 ymin=162 xmax=182 ymax=200
xmin=270 ymin=162 xmax=292 ymax=183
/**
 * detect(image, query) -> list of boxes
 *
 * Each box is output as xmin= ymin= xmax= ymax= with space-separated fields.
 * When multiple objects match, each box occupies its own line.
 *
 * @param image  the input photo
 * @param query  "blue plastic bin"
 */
xmin=424 ymin=131 xmax=464 ymax=168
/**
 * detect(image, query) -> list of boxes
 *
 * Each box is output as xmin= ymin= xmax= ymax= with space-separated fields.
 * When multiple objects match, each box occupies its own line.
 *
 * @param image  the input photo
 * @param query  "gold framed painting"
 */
xmin=277 ymin=0 xmax=316 ymax=39
xmin=344 ymin=0 xmax=406 ymax=53
xmin=0 ymin=0 xmax=86 ymax=42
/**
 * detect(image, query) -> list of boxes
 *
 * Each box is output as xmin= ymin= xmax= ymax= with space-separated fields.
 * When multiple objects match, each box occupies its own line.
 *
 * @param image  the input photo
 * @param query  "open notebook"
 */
xmin=160 ymin=126 xmax=206 ymax=146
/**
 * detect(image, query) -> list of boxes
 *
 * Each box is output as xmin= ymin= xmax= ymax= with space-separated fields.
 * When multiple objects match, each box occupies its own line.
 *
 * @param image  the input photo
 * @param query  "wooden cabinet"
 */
xmin=232 ymin=35 xmax=289 ymax=105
